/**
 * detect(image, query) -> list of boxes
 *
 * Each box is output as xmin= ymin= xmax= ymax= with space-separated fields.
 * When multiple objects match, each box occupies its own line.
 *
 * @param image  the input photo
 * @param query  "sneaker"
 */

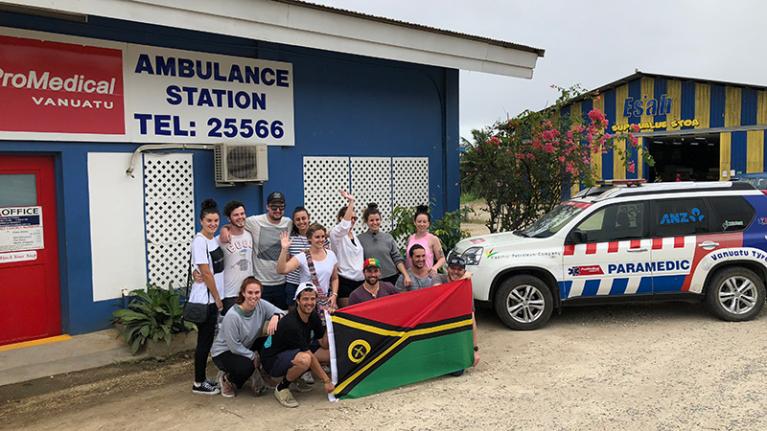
xmin=192 ymin=380 xmax=220 ymax=395
xmin=274 ymin=387 xmax=299 ymax=408
xmin=291 ymin=379 xmax=313 ymax=393
xmin=219 ymin=373 xmax=236 ymax=398
xmin=250 ymin=372 xmax=269 ymax=397
xmin=448 ymin=369 xmax=465 ymax=377
xmin=300 ymin=371 xmax=314 ymax=384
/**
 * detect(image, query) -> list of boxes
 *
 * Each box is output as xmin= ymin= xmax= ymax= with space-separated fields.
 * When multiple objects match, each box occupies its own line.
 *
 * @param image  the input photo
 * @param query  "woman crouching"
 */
xmin=211 ymin=277 xmax=284 ymax=397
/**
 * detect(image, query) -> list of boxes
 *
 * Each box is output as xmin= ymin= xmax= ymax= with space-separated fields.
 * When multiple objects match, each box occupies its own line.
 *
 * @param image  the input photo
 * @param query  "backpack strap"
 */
xmin=304 ymin=249 xmax=322 ymax=288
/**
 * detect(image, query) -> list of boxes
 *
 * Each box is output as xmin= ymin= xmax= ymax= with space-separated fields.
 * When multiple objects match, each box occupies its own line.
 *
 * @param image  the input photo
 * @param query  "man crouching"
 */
xmin=261 ymin=282 xmax=334 ymax=407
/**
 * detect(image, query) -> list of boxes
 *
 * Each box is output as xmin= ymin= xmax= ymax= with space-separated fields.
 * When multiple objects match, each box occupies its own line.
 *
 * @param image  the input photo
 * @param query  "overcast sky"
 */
xmin=308 ymin=0 xmax=767 ymax=141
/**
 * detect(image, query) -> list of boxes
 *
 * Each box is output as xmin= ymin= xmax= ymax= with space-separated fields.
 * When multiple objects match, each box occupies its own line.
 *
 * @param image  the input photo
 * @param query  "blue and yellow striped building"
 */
xmin=560 ymin=71 xmax=767 ymax=195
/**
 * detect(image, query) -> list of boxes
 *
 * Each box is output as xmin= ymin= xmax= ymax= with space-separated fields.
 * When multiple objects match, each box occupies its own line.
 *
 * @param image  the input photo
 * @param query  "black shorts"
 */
xmin=338 ymin=275 xmax=363 ymax=298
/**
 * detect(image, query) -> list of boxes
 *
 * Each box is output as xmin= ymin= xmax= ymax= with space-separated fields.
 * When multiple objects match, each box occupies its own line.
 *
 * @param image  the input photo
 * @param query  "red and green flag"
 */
xmin=327 ymin=279 xmax=475 ymax=399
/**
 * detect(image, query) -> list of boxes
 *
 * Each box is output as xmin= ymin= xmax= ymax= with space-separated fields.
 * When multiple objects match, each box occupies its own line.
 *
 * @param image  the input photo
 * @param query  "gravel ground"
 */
xmin=3 ymin=302 xmax=767 ymax=431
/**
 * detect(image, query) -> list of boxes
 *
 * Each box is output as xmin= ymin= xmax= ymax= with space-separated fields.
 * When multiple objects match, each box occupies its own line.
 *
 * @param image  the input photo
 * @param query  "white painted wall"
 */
xmin=88 ymin=152 xmax=147 ymax=301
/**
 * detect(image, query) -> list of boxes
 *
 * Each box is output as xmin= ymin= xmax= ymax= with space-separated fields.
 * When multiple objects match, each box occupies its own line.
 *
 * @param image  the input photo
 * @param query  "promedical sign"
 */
xmin=0 ymin=28 xmax=294 ymax=146
xmin=0 ymin=35 xmax=125 ymax=134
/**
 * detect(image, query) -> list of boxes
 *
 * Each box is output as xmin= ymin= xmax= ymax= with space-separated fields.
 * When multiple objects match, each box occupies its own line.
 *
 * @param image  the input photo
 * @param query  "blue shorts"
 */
xmin=263 ymin=341 xmax=321 ymax=378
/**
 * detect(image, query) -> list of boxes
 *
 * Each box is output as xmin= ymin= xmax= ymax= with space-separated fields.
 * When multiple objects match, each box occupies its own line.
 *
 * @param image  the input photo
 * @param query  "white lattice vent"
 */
xmin=143 ymin=153 xmax=195 ymax=289
xmin=301 ymin=156 xmax=429 ymax=240
xmin=351 ymin=157 xmax=393 ymax=234
xmin=392 ymin=157 xmax=429 ymax=249
xmin=303 ymin=157 xmax=350 ymax=230
xmin=393 ymin=157 xmax=429 ymax=208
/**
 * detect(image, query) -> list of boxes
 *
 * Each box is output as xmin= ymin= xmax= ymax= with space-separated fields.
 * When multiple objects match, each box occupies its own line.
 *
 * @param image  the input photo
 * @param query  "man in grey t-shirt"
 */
xmin=396 ymin=244 xmax=435 ymax=291
xmin=244 ymin=192 xmax=292 ymax=309
xmin=221 ymin=200 xmax=254 ymax=314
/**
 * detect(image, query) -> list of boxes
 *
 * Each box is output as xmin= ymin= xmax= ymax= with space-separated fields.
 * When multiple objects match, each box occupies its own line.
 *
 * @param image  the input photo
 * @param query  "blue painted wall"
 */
xmin=0 ymin=13 xmax=459 ymax=333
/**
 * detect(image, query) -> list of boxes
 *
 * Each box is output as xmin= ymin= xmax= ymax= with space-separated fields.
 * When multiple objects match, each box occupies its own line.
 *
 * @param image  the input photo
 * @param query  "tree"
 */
xmin=461 ymin=86 xmax=653 ymax=233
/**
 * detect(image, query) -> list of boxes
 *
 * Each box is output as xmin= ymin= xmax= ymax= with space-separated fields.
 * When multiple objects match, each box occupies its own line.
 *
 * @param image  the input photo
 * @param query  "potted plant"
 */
xmin=112 ymin=285 xmax=197 ymax=356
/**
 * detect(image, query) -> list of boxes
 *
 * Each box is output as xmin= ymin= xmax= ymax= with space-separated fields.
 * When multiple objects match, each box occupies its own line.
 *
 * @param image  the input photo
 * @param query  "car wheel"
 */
xmin=494 ymin=275 xmax=554 ymax=330
xmin=705 ymin=267 xmax=765 ymax=322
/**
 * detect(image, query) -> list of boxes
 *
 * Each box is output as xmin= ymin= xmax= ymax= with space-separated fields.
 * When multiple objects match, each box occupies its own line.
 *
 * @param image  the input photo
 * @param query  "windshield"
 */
xmin=518 ymin=201 xmax=590 ymax=238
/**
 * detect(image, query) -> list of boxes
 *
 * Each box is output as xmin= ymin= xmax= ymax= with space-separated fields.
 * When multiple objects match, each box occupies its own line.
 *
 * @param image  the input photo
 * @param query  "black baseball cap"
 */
xmin=267 ymin=191 xmax=285 ymax=204
xmin=447 ymin=255 xmax=466 ymax=268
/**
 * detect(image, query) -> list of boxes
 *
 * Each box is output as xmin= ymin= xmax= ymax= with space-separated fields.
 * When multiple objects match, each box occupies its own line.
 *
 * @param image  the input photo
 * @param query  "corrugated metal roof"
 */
xmin=567 ymin=70 xmax=767 ymax=106
xmin=272 ymin=0 xmax=545 ymax=57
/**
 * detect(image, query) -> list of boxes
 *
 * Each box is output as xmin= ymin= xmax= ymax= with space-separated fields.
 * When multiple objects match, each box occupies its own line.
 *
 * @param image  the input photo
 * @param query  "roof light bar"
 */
xmin=597 ymin=179 xmax=646 ymax=187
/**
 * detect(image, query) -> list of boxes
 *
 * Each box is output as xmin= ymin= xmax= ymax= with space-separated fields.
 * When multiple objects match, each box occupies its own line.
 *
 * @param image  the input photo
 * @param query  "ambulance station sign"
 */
xmin=125 ymin=45 xmax=293 ymax=146
xmin=0 ymin=28 xmax=294 ymax=146
xmin=0 ymin=206 xmax=44 ymax=252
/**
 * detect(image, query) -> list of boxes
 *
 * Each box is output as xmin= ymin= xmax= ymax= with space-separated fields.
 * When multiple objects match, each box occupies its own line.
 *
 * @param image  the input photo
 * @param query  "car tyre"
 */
xmin=705 ymin=267 xmax=765 ymax=322
xmin=494 ymin=275 xmax=554 ymax=330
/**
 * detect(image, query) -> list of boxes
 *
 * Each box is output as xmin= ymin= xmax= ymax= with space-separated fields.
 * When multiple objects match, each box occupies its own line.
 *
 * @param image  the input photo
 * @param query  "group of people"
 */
xmin=186 ymin=190 xmax=479 ymax=407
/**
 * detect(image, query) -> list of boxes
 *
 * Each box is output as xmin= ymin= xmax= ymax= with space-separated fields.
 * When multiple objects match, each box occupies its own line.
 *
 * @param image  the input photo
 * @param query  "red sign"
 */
xmin=0 ymin=35 xmax=124 ymax=134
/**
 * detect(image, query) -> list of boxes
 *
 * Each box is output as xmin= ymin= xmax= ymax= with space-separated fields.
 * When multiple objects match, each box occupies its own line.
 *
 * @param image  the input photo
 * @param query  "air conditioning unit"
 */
xmin=214 ymin=143 xmax=269 ymax=185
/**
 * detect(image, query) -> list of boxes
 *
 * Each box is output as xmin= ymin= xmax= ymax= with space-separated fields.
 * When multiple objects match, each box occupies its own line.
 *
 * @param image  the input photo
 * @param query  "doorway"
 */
xmin=647 ymin=133 xmax=720 ymax=182
xmin=0 ymin=155 xmax=62 ymax=345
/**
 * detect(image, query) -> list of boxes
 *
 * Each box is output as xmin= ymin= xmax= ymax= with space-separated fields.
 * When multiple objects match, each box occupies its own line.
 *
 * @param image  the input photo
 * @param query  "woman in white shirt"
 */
xmin=277 ymin=223 xmax=339 ymax=312
xmin=329 ymin=191 xmax=364 ymax=308
xmin=189 ymin=198 xmax=225 ymax=395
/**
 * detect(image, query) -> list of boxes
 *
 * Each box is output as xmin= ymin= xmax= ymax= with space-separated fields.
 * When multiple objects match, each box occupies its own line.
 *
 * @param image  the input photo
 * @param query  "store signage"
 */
xmin=623 ymin=94 xmax=672 ymax=117
xmin=0 ymin=206 xmax=44 ymax=252
xmin=0 ymin=28 xmax=295 ymax=146
xmin=0 ymin=35 xmax=125 ymax=134
xmin=612 ymin=118 xmax=700 ymax=132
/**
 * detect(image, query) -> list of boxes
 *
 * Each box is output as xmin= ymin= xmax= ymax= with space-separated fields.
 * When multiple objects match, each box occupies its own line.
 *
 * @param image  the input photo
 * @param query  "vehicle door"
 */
xmin=563 ymin=200 xmax=651 ymax=300
xmin=648 ymin=197 xmax=712 ymax=294
xmin=674 ymin=195 xmax=756 ymax=294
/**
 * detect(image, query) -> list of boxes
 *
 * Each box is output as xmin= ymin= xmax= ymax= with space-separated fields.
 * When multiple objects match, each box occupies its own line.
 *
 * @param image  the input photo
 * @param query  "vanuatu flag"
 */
xmin=327 ymin=279 xmax=474 ymax=399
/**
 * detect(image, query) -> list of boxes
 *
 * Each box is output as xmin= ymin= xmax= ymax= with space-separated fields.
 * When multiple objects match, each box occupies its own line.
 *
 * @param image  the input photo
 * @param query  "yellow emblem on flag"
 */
xmin=348 ymin=339 xmax=371 ymax=363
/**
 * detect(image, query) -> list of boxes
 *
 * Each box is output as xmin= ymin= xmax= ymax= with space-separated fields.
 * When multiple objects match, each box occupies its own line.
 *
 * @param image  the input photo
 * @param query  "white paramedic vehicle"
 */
xmin=452 ymin=181 xmax=767 ymax=330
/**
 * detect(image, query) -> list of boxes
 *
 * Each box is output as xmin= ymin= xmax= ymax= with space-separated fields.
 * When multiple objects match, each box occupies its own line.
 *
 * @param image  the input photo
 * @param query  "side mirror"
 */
xmin=568 ymin=229 xmax=587 ymax=244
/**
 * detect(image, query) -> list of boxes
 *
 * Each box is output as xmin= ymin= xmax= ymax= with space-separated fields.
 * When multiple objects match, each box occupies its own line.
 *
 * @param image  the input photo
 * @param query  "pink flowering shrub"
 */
xmin=461 ymin=85 xmax=654 ymax=232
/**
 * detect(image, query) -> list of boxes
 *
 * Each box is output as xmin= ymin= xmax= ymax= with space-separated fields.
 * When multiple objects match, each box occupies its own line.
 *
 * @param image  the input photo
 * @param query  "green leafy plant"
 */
xmin=431 ymin=208 xmax=470 ymax=253
xmin=391 ymin=204 xmax=470 ymax=255
xmin=390 ymin=205 xmax=417 ymax=252
xmin=112 ymin=285 xmax=196 ymax=354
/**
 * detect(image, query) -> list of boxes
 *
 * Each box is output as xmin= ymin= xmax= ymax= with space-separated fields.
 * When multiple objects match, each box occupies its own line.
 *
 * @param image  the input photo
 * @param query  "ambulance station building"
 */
xmin=0 ymin=0 xmax=543 ymax=344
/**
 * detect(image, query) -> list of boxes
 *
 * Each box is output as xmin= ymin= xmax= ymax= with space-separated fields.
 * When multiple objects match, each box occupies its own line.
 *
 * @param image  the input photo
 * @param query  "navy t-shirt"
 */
xmin=262 ymin=310 xmax=325 ymax=359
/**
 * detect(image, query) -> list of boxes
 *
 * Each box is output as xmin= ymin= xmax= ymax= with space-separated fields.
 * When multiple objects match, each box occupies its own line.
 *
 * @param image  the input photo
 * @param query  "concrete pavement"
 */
xmin=0 ymin=329 xmax=194 ymax=387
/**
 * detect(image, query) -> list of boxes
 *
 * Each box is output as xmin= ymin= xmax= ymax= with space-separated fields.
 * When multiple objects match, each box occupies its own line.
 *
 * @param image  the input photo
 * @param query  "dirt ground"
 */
xmin=3 ymin=302 xmax=767 ymax=431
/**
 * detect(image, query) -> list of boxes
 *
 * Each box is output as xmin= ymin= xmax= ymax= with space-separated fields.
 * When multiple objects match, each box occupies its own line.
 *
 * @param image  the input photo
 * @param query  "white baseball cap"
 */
xmin=294 ymin=282 xmax=318 ymax=300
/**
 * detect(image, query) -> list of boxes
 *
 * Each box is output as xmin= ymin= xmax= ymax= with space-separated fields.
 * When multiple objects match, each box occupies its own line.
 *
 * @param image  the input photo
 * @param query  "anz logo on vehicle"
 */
xmin=659 ymin=207 xmax=704 ymax=225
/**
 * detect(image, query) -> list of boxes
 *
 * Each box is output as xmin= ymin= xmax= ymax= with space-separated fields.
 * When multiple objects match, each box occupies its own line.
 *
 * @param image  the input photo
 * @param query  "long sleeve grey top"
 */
xmin=210 ymin=300 xmax=283 ymax=360
xmin=358 ymin=230 xmax=404 ymax=279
